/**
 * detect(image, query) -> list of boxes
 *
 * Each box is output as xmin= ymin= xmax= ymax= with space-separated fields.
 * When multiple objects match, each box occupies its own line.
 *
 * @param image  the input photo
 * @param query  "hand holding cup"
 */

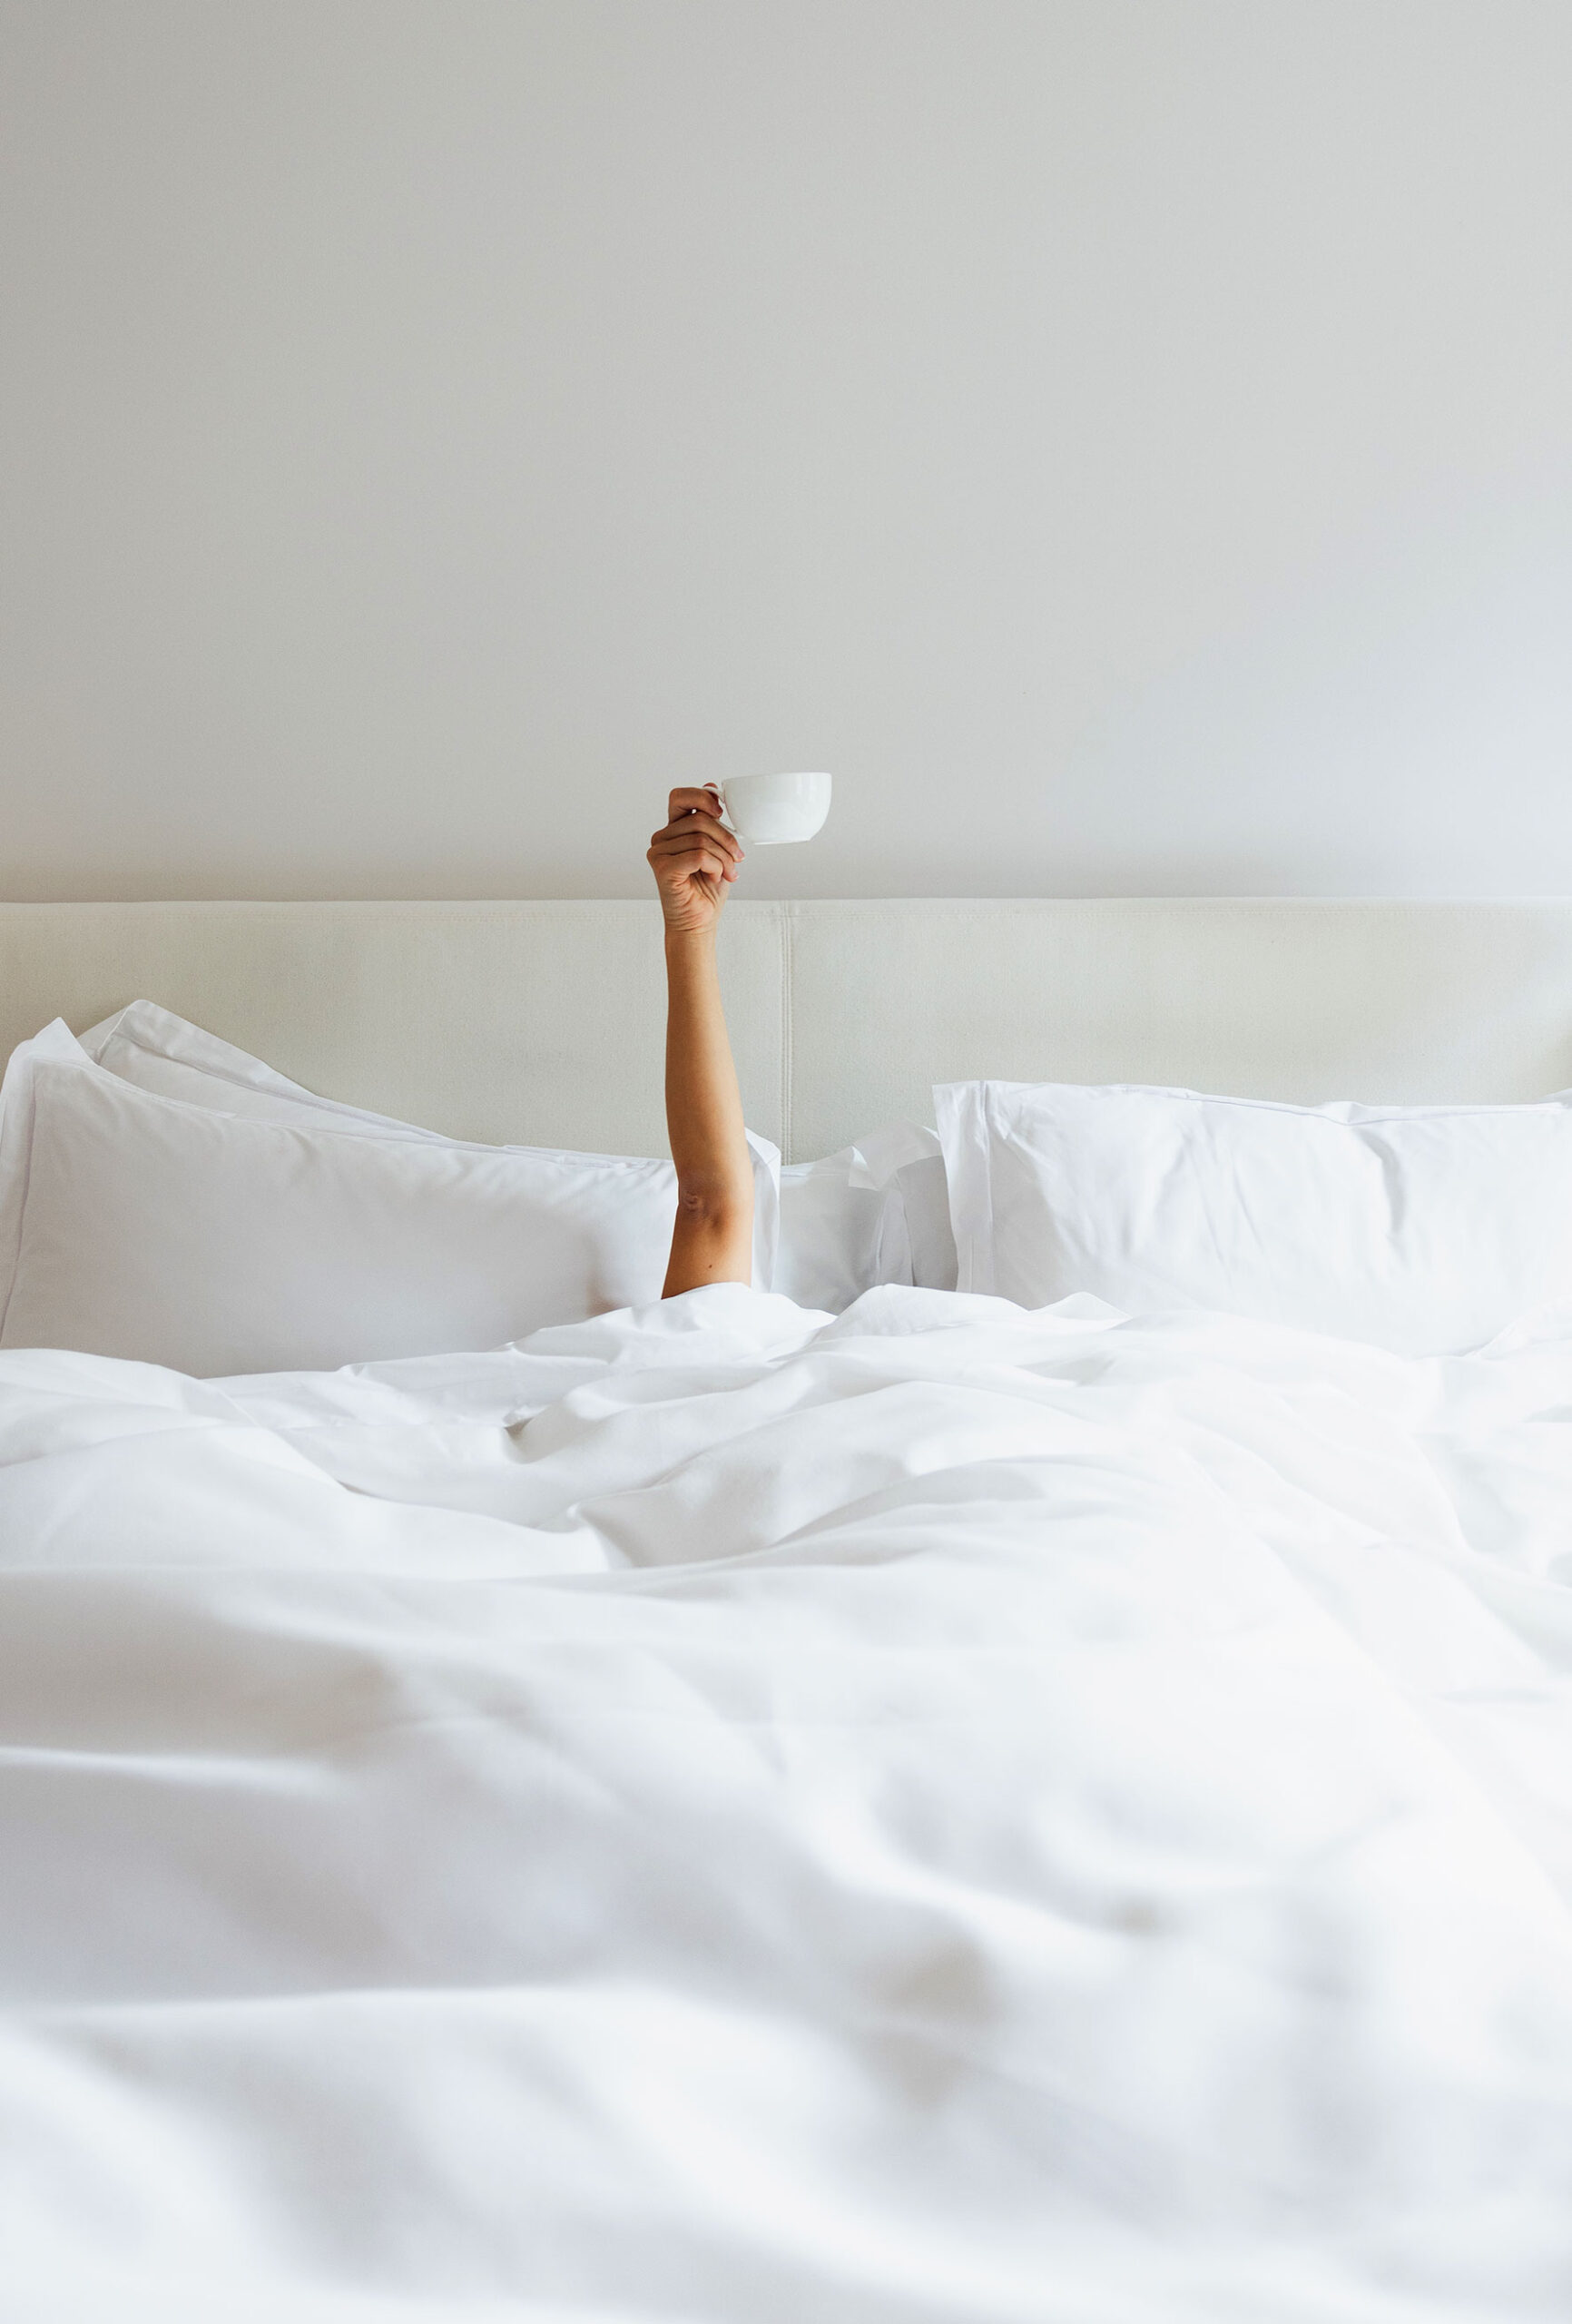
xmin=647 ymin=788 xmax=743 ymax=938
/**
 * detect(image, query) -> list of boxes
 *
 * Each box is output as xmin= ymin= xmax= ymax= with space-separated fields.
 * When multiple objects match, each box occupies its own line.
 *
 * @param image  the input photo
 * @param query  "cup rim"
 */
xmin=722 ymin=768 xmax=830 ymax=793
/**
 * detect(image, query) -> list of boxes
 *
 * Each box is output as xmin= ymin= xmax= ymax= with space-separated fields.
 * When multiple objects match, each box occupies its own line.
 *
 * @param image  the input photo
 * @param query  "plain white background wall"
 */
xmin=2 ymin=0 xmax=1570 ymax=903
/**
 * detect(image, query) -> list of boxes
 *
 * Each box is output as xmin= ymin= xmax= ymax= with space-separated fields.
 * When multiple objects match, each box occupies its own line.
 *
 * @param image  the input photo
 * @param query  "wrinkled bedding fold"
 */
xmin=4 ymin=1283 xmax=1572 ymax=2320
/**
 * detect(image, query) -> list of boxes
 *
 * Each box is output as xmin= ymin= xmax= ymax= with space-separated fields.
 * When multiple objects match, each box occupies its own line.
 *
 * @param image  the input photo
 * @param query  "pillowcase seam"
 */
xmin=990 ymin=1080 xmax=1572 ymax=1128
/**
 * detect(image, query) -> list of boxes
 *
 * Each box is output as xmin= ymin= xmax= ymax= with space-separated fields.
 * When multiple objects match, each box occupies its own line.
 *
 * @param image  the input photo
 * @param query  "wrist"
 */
xmin=663 ymin=919 xmax=718 ymax=958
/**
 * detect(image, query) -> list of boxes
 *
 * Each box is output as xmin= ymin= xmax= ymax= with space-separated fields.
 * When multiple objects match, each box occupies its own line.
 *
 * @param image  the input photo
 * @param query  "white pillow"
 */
xmin=84 ymin=1003 xmax=948 ymax=1315
xmin=77 ymin=1000 xmax=453 ymax=1139
xmin=81 ymin=1000 xmax=782 ymax=1279
xmin=79 ymin=998 xmax=780 ymax=1295
xmin=936 ymin=1078 xmax=1572 ymax=1355
xmin=0 ymin=1020 xmax=780 ymax=1376
xmin=775 ymin=1122 xmax=958 ymax=1312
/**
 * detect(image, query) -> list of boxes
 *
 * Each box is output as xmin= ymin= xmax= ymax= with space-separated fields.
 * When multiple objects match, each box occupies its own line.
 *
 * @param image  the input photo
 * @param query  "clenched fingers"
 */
xmin=649 ymin=812 xmax=742 ymax=865
xmin=665 ymin=784 xmax=727 ymax=824
xmin=647 ymin=838 xmax=738 ymax=884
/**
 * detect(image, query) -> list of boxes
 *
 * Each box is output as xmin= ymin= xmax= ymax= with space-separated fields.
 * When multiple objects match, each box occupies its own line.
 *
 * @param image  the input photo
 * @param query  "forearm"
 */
xmin=662 ymin=924 xmax=754 ymax=1294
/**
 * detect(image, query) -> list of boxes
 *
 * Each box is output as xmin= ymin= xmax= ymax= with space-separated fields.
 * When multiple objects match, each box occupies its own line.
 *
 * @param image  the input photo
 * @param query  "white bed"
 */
xmin=5 ymin=898 xmax=1572 ymax=2324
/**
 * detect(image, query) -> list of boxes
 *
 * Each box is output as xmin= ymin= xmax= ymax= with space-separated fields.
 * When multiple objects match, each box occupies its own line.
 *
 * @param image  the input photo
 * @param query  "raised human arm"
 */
xmin=647 ymin=786 xmax=753 ymax=1296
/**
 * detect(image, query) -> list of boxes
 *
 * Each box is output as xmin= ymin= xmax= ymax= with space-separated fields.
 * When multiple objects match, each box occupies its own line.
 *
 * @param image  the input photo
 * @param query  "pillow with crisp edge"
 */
xmin=81 ymin=1002 xmax=956 ymax=1309
xmin=1 ymin=1031 xmax=705 ymax=1371
xmin=75 ymin=1003 xmax=950 ymax=1311
xmin=934 ymin=1076 xmax=1572 ymax=1352
xmin=0 ymin=1021 xmax=781 ymax=1360
xmin=69 ymin=1002 xmax=781 ymax=1290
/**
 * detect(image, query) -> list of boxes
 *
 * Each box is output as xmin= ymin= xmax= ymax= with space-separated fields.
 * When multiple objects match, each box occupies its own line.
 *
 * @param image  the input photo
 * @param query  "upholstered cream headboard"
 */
xmin=5 ymin=899 xmax=1572 ymax=1161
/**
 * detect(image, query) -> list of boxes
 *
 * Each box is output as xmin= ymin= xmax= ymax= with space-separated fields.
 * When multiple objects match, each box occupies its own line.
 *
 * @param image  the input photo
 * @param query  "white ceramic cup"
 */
xmin=719 ymin=770 xmax=832 ymax=845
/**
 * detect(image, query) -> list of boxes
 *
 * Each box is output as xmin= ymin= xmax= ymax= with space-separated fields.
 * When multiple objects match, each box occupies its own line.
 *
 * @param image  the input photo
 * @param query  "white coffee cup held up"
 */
xmin=718 ymin=770 xmax=832 ymax=845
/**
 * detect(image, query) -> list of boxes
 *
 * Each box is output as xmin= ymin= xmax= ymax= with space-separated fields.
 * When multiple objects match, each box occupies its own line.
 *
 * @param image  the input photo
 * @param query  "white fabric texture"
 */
xmin=3 ymin=1285 xmax=1572 ymax=2320
xmin=84 ymin=1001 xmax=938 ymax=1315
xmin=0 ymin=1019 xmax=781 ymax=1374
xmin=938 ymin=1076 xmax=1572 ymax=1356
xmin=775 ymin=1121 xmax=958 ymax=1310
xmin=77 ymin=998 xmax=457 ymax=1138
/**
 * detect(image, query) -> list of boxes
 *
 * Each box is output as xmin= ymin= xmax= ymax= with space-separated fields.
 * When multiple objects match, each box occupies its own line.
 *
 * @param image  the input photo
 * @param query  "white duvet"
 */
xmin=4 ymin=1285 xmax=1572 ymax=2323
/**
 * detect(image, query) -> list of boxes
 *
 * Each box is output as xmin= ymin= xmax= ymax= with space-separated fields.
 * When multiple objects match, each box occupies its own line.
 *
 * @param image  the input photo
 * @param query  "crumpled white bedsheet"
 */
xmin=4 ymin=1283 xmax=1572 ymax=2324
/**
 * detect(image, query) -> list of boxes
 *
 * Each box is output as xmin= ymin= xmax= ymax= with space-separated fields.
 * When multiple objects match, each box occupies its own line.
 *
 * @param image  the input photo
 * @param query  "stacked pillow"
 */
xmin=0 ymin=1007 xmax=778 ymax=1376
xmin=0 ymin=1003 xmax=956 ymax=1376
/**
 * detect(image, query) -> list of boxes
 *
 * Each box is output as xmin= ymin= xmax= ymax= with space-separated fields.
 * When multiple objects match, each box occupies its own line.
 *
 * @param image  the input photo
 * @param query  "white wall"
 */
xmin=3 ymin=0 xmax=1570 ymax=903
